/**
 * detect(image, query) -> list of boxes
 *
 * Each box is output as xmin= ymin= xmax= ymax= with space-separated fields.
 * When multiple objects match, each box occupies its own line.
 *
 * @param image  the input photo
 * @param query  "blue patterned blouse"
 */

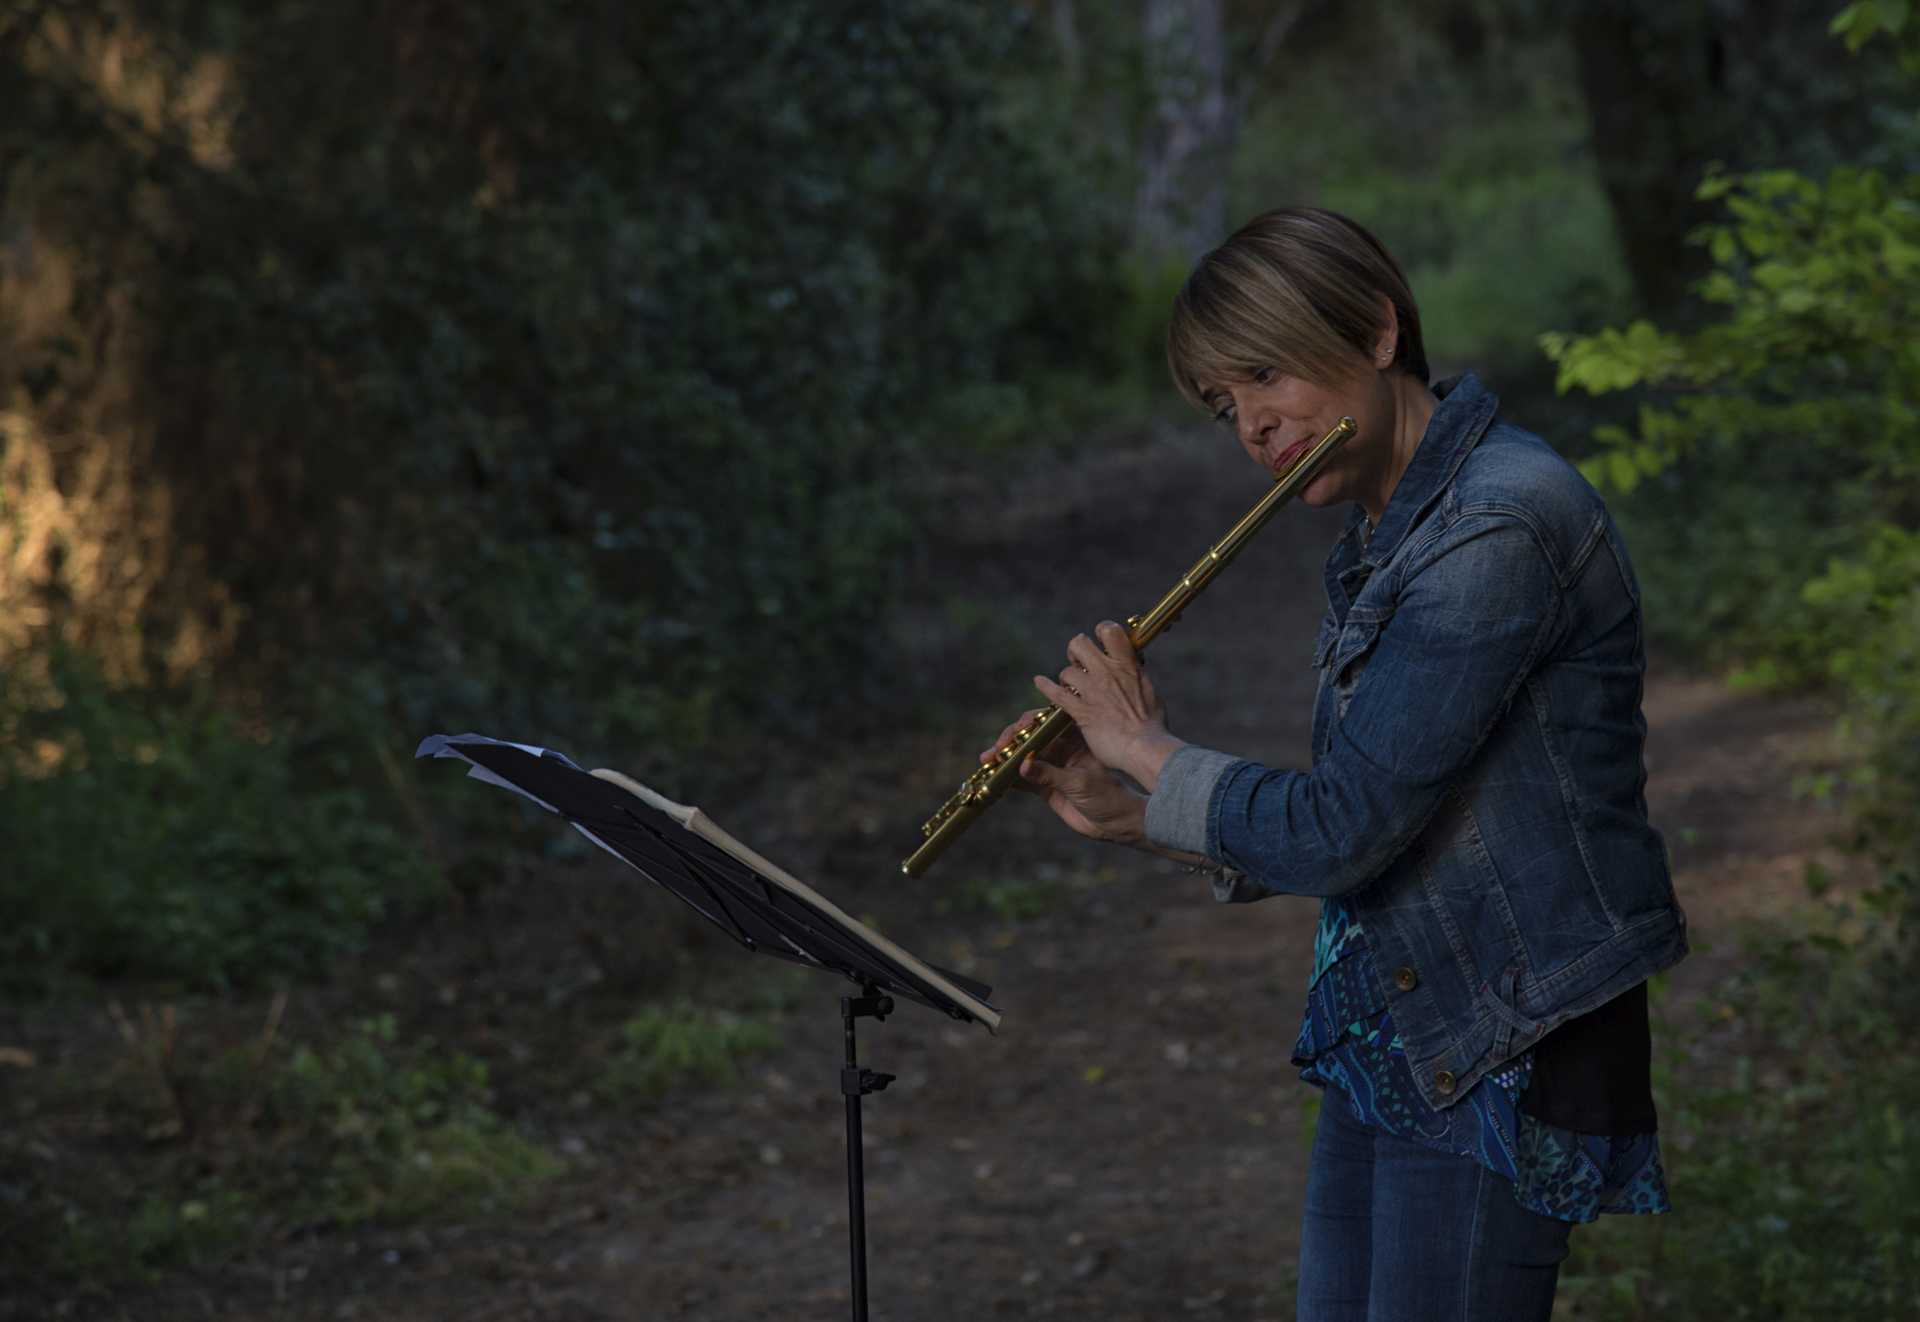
xmin=1295 ymin=898 xmax=1670 ymax=1224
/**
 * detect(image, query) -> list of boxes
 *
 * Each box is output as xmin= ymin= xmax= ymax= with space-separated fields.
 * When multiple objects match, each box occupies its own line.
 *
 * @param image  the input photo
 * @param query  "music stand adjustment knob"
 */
xmin=842 ymin=1067 xmax=896 ymax=1097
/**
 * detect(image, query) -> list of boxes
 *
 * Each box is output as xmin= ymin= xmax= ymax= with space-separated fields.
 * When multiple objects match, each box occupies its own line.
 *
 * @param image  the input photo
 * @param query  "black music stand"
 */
xmin=416 ymin=733 xmax=999 ymax=1321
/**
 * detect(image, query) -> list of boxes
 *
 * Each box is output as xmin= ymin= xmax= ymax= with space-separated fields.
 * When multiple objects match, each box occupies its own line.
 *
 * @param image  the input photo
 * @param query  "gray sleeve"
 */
xmin=1143 ymin=744 xmax=1241 ymax=856
xmin=1144 ymin=745 xmax=1272 ymax=904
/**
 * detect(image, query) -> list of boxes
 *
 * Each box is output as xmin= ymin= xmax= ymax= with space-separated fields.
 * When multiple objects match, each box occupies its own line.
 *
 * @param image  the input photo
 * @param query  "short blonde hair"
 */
xmin=1166 ymin=208 xmax=1429 ymax=414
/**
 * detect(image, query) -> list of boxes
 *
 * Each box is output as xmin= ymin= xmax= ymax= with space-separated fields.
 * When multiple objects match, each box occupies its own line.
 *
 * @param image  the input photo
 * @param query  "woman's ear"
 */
xmin=1374 ymin=295 xmax=1398 ymax=368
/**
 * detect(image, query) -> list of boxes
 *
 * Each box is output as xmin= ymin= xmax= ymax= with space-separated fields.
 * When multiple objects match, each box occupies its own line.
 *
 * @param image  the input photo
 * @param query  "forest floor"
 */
xmin=7 ymin=416 xmax=1870 ymax=1321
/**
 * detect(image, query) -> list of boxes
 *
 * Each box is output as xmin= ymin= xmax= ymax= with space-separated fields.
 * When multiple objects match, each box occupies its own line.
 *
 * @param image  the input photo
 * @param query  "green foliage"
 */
xmin=1398 ymin=174 xmax=1630 ymax=374
xmin=267 ymin=1014 xmax=561 ymax=1227
xmin=0 ymin=648 xmax=439 ymax=992
xmin=1833 ymin=0 xmax=1920 ymax=69
xmin=0 ymin=2 xmax=1144 ymax=794
xmin=1542 ymin=118 xmax=1920 ymax=863
xmin=1561 ymin=879 xmax=1920 ymax=1317
xmin=1546 ymin=165 xmax=1919 ymax=439
xmin=1579 ymin=440 xmax=1881 ymax=677
xmin=1803 ymin=527 xmax=1920 ymax=850
xmin=600 ymin=1001 xmax=781 ymax=1100
xmin=47 ymin=1014 xmax=559 ymax=1279
xmin=59 ymin=1186 xmax=260 ymax=1279
xmin=1231 ymin=15 xmax=1634 ymax=376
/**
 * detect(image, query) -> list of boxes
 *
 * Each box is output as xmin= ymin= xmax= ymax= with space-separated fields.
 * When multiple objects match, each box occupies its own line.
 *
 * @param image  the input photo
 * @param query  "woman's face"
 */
xmin=1205 ymin=361 xmax=1394 ymax=509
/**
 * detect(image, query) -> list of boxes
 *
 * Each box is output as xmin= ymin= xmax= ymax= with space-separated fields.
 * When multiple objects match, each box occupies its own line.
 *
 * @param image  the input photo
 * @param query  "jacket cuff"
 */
xmin=1144 ymin=745 xmax=1243 ymax=857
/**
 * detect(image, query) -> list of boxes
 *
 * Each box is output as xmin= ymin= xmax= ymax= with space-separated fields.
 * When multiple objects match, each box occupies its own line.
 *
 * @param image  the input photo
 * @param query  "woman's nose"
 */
xmin=1238 ymin=411 xmax=1272 ymax=455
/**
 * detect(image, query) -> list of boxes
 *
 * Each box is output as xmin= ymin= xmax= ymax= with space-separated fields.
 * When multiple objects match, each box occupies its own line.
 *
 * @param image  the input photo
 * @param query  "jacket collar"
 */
xmin=1340 ymin=372 xmax=1500 ymax=572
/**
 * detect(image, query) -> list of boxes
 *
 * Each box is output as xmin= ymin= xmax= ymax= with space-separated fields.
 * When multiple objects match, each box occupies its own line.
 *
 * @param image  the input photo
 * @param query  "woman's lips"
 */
xmin=1271 ymin=436 xmax=1313 ymax=474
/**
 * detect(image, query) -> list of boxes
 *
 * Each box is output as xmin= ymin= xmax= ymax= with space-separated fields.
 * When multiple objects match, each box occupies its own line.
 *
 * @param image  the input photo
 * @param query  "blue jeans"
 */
xmin=1297 ymin=1084 xmax=1573 ymax=1321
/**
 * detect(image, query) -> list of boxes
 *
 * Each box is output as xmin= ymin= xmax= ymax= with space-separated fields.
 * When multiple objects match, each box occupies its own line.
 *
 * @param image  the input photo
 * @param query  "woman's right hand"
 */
xmin=979 ymin=710 xmax=1147 ymax=845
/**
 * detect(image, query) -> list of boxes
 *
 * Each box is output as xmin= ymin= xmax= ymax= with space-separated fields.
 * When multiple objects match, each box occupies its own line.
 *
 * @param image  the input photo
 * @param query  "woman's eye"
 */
xmin=1253 ymin=366 xmax=1276 ymax=386
xmin=1212 ymin=402 xmax=1237 ymax=427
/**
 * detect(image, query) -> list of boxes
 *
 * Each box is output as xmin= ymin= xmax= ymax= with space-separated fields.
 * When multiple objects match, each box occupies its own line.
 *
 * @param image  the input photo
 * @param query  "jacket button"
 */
xmin=1394 ymin=965 xmax=1418 ymax=991
xmin=1434 ymin=1070 xmax=1457 ymax=1095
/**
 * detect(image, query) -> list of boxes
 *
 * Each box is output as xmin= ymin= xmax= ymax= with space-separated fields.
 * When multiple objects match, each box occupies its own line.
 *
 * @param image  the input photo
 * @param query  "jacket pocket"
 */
xmin=1326 ymin=614 xmax=1387 ymax=719
xmin=1329 ymin=616 xmax=1384 ymax=683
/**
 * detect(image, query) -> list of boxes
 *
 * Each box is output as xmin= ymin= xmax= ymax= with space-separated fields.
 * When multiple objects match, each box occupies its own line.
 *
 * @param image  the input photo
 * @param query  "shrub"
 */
xmin=1541 ymin=41 xmax=1920 ymax=871
xmin=40 ymin=1013 xmax=561 ymax=1279
xmin=600 ymin=1001 xmax=781 ymax=1100
xmin=267 ymin=1013 xmax=562 ymax=1227
xmin=0 ymin=647 xmax=438 ymax=991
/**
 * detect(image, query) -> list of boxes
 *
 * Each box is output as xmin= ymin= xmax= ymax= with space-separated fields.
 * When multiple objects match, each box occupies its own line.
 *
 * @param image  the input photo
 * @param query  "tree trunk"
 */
xmin=1134 ymin=0 xmax=1232 ymax=259
xmin=1567 ymin=5 xmax=1725 ymax=318
xmin=1051 ymin=0 xmax=1082 ymax=83
xmin=1568 ymin=0 xmax=1885 ymax=320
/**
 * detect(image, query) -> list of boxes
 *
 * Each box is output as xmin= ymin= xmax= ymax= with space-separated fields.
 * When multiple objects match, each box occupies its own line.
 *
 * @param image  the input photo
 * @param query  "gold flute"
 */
xmin=901 ymin=414 xmax=1357 ymax=877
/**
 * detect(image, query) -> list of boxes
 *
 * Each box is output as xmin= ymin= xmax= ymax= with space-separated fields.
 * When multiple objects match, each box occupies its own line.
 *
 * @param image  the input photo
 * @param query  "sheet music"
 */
xmin=416 ymin=733 xmax=579 ymax=813
xmin=416 ymin=733 xmax=1000 ymax=1030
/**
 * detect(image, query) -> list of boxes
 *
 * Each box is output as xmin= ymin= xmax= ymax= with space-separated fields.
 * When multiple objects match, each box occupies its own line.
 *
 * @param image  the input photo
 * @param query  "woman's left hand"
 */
xmin=1033 ymin=620 xmax=1187 ymax=792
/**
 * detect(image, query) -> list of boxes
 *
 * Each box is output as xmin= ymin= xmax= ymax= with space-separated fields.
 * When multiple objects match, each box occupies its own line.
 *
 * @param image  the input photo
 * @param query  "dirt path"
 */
xmin=105 ymin=421 xmax=1860 ymax=1322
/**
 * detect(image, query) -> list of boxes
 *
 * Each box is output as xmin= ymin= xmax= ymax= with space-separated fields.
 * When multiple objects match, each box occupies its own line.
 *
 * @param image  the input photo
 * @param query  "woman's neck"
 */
xmin=1360 ymin=373 xmax=1440 ymax=526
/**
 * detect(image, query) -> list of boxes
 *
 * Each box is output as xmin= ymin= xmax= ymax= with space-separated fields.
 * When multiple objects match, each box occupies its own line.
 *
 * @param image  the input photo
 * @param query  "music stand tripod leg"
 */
xmin=839 ymin=985 xmax=895 ymax=1322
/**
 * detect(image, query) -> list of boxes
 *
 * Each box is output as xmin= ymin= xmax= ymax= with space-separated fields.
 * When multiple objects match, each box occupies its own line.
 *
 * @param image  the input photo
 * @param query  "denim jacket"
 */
xmin=1144 ymin=373 xmax=1688 ymax=1111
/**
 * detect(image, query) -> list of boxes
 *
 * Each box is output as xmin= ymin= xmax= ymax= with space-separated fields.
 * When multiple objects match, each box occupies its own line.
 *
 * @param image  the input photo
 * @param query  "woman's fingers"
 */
xmin=980 ymin=708 xmax=1046 ymax=763
xmin=1061 ymin=625 xmax=1146 ymax=702
xmin=980 ymin=725 xmax=1016 ymax=763
xmin=1094 ymin=619 xmax=1136 ymax=661
xmin=1017 ymin=754 xmax=1058 ymax=786
xmin=1019 ymin=751 xmax=1147 ymax=844
xmin=1033 ymin=673 xmax=1075 ymax=711
xmin=1064 ymin=632 xmax=1103 ymax=674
